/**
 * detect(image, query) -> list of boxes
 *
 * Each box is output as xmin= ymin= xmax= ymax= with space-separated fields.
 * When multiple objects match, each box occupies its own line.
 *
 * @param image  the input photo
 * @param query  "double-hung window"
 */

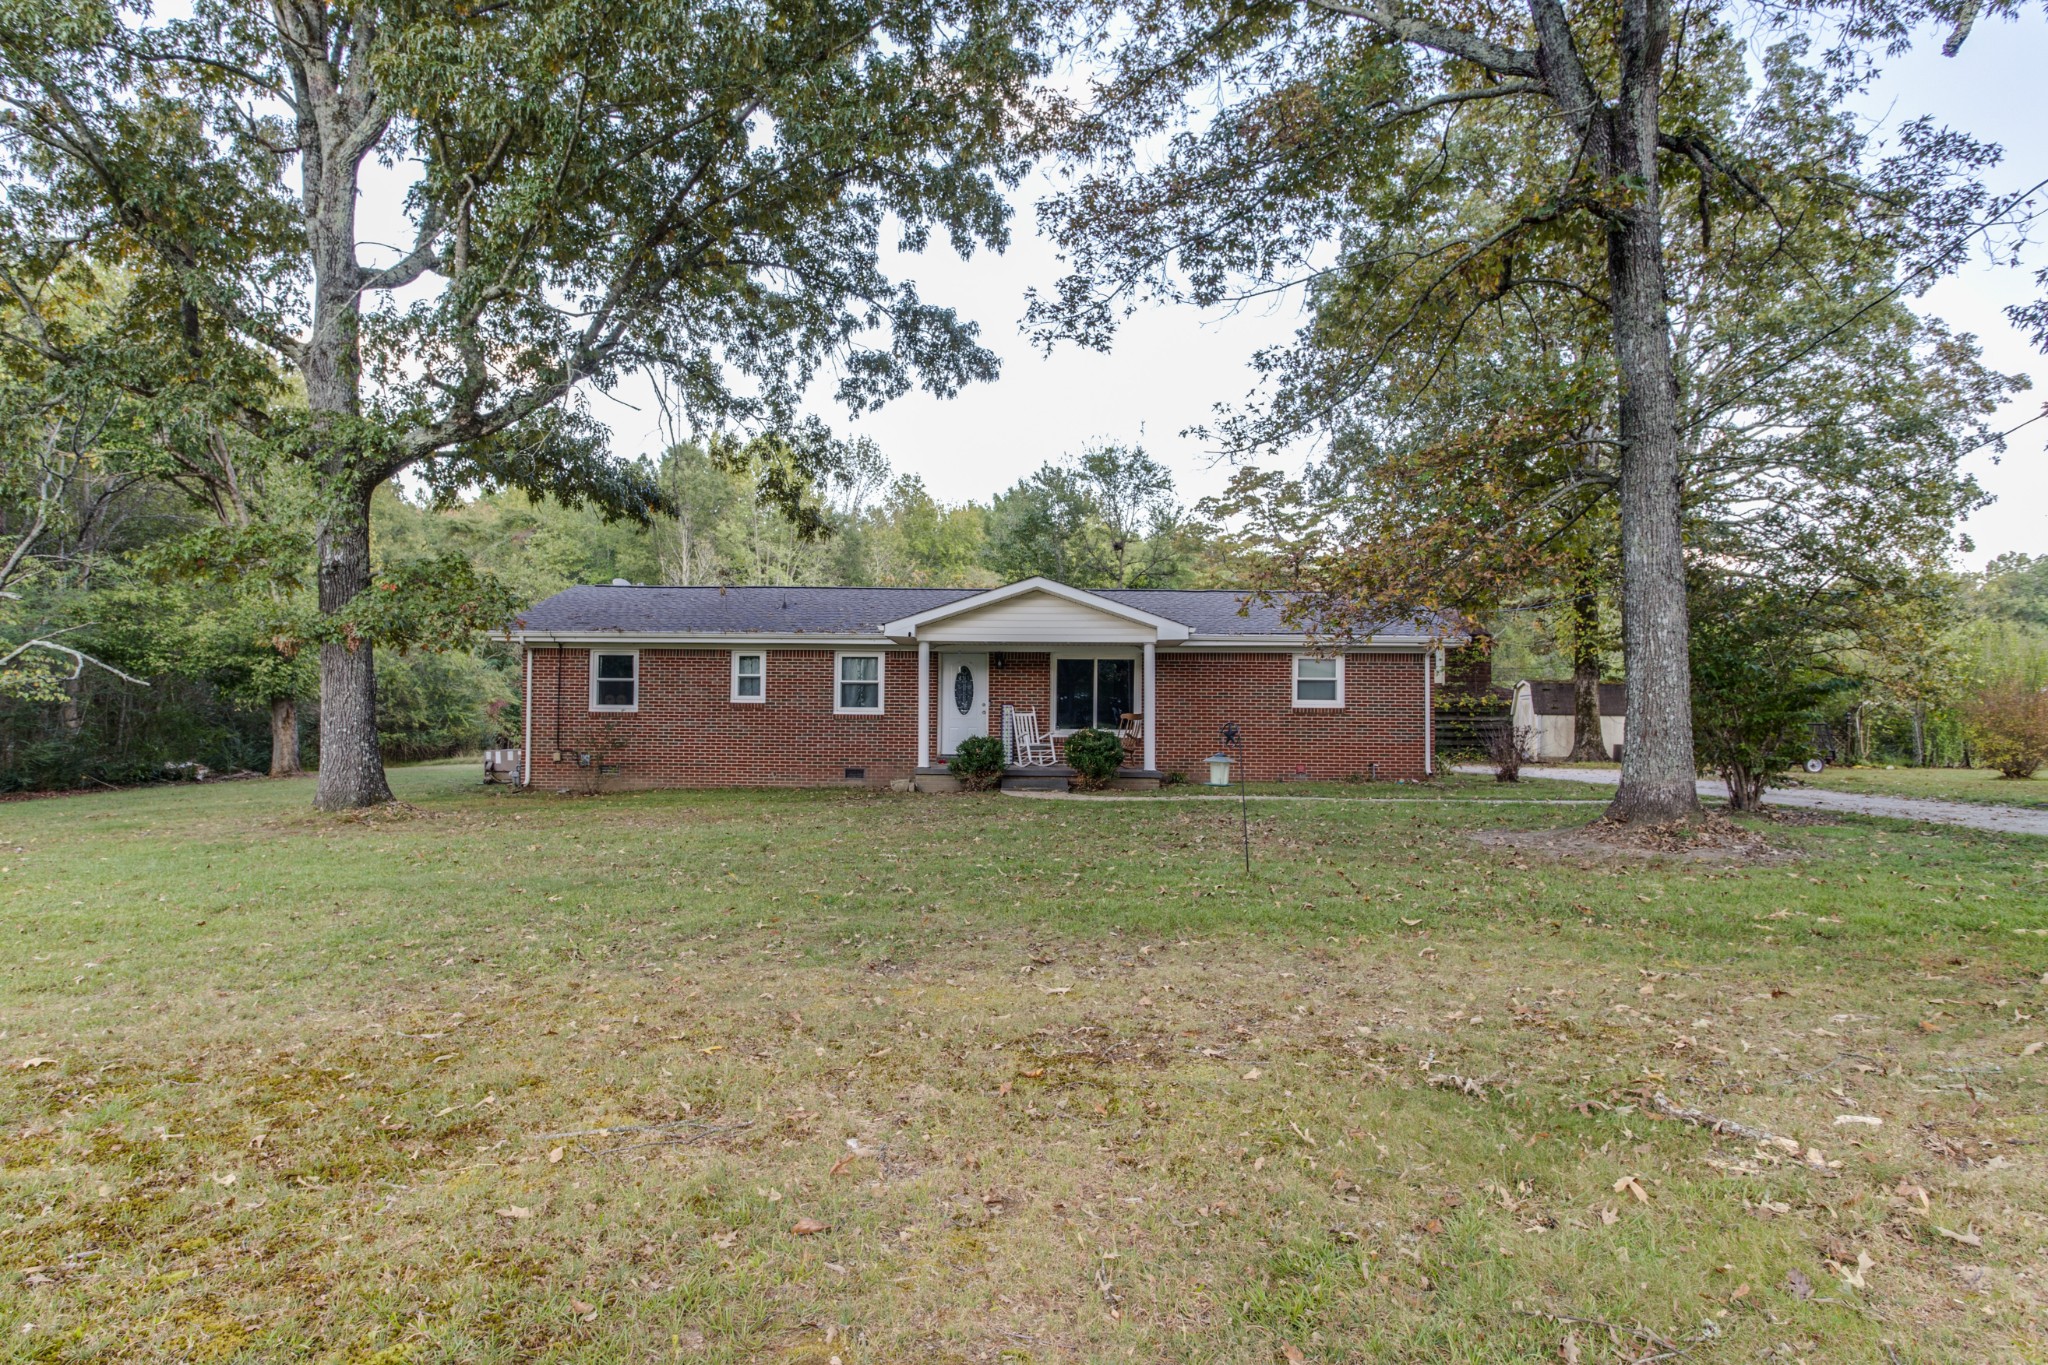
xmin=835 ymin=652 xmax=884 ymax=714
xmin=731 ymin=651 xmax=765 ymax=703
xmin=1292 ymin=653 xmax=1343 ymax=708
xmin=1054 ymin=656 xmax=1136 ymax=731
xmin=590 ymin=650 xmax=638 ymax=711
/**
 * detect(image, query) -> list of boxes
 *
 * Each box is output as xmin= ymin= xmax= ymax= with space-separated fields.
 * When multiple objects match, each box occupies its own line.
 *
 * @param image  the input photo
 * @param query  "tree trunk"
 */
xmin=1598 ymin=0 xmax=1701 ymax=824
xmin=297 ymin=39 xmax=393 ymax=812
xmin=1722 ymin=765 xmax=1764 ymax=812
xmin=313 ymin=486 xmax=392 ymax=810
xmin=1910 ymin=703 xmax=1926 ymax=768
xmin=269 ymin=696 xmax=303 ymax=777
xmin=1565 ymin=567 xmax=1608 ymax=762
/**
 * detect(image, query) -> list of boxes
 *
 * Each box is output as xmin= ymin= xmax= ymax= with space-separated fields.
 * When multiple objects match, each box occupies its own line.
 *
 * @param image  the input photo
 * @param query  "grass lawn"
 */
xmin=3 ymin=764 xmax=2045 ymax=1363
xmin=1125 ymin=770 xmax=1622 ymax=802
xmin=1779 ymin=765 xmax=2048 ymax=811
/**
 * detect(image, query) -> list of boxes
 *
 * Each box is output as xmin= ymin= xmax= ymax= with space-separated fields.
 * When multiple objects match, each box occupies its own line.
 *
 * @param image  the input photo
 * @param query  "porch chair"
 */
xmin=1008 ymin=708 xmax=1058 ymax=767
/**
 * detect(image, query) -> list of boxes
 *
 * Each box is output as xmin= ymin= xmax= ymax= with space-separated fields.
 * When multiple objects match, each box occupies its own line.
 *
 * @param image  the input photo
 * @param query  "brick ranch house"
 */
xmin=508 ymin=576 xmax=1458 ymax=791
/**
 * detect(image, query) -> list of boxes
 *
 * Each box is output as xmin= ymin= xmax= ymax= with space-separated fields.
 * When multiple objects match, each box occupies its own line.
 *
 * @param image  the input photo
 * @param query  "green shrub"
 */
xmin=1967 ymin=683 xmax=2048 ymax=778
xmin=1063 ymin=727 xmax=1125 ymax=790
xmin=947 ymin=734 xmax=1006 ymax=791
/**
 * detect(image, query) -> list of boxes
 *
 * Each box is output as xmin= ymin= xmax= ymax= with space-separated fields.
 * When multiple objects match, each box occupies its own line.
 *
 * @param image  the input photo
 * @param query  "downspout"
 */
xmin=522 ymin=645 xmax=533 ymax=786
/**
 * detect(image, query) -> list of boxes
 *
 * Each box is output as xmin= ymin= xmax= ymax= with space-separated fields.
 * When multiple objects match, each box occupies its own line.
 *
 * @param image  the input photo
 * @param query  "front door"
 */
xmin=938 ymin=652 xmax=990 ymax=756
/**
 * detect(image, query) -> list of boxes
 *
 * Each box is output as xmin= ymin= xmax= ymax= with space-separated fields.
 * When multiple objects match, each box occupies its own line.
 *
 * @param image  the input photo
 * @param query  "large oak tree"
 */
xmin=1033 ymin=0 xmax=2016 ymax=821
xmin=0 ymin=0 xmax=1048 ymax=807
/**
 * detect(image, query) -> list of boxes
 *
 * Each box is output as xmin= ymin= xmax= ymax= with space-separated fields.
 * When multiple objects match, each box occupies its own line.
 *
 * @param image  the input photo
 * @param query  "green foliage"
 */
xmin=1966 ymin=684 xmax=2048 ymax=780
xmin=1689 ymin=576 xmax=1847 ymax=809
xmin=1980 ymin=554 xmax=2048 ymax=632
xmin=375 ymin=651 xmax=518 ymax=763
xmin=985 ymin=444 xmax=1200 ymax=588
xmin=1063 ymin=727 xmax=1125 ymax=789
xmin=0 ymin=671 xmax=269 ymax=791
xmin=947 ymin=734 xmax=1007 ymax=791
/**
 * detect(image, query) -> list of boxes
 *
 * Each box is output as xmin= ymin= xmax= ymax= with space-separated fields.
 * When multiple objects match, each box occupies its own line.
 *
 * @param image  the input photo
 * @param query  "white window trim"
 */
xmin=731 ymin=649 xmax=766 ymax=704
xmin=1292 ymin=652 xmax=1345 ymax=709
xmin=834 ymin=650 xmax=886 ymax=715
xmin=1048 ymin=650 xmax=1141 ymax=735
xmin=589 ymin=648 xmax=640 ymax=713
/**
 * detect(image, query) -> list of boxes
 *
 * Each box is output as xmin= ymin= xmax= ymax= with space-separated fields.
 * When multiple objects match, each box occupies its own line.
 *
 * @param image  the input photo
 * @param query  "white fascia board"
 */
xmin=1178 ymin=633 xmax=1450 ymax=650
xmin=507 ymin=630 xmax=898 ymax=649
xmin=879 ymin=576 xmax=1193 ymax=641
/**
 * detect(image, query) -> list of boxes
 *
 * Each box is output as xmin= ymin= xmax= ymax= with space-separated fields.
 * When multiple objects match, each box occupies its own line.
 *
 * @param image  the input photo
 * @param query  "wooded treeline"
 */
xmin=0 ymin=434 xmax=1238 ymax=790
xmin=3 ymin=0 xmax=2046 ymax=808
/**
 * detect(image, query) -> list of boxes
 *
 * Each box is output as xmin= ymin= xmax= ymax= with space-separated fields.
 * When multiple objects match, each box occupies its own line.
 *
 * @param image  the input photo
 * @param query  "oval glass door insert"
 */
xmin=953 ymin=665 xmax=975 ymax=714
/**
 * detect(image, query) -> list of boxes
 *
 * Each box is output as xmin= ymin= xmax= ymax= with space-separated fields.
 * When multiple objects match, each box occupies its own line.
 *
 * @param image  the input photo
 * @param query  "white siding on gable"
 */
xmin=917 ymin=591 xmax=1158 ymax=643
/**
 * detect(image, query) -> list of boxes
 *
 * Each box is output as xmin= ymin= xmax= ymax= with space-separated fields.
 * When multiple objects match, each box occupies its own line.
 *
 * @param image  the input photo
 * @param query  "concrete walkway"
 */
xmin=1452 ymin=764 xmax=2048 ymax=837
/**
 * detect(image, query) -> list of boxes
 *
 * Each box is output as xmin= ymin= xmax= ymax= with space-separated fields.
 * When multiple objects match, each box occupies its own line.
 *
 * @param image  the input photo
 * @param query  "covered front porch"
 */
xmin=882 ymin=580 xmax=1189 ymax=788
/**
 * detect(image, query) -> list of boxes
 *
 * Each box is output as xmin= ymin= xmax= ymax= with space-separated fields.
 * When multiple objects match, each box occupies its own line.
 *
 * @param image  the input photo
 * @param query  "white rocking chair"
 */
xmin=1008 ymin=708 xmax=1058 ymax=767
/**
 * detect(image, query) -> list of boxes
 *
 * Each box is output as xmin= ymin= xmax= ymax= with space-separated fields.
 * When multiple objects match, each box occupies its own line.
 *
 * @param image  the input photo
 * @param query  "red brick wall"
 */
xmin=522 ymin=645 xmax=1430 ymax=789
xmin=524 ymin=647 xmax=919 ymax=790
xmin=1153 ymin=651 xmax=1429 ymax=782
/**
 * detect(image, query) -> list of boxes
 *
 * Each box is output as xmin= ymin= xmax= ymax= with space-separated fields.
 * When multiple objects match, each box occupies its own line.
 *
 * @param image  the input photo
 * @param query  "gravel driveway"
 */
xmin=1452 ymin=764 xmax=2048 ymax=837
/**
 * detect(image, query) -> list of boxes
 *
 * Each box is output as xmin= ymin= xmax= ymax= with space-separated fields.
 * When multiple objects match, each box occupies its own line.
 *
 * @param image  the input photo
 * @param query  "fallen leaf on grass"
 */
xmin=1560 ymin=1332 xmax=1581 ymax=1364
xmin=1243 ymin=1068 xmax=1263 ymax=1081
xmin=791 ymin=1218 xmax=830 ymax=1236
xmin=11 ymin=1057 xmax=55 ymax=1070
xmin=1612 ymin=1175 xmax=1649 ymax=1204
xmin=1598 ymin=1207 xmax=1618 ymax=1226
xmin=1935 ymin=1226 xmax=1983 ymax=1248
xmin=1785 ymin=1268 xmax=1813 ymax=1300
xmin=547 ymin=1146 xmax=564 ymax=1164
xmin=569 ymin=1298 xmax=596 ymax=1320
xmin=1894 ymin=1181 xmax=1930 ymax=1211
xmin=1832 ymin=1115 xmax=1882 ymax=1128
xmin=1282 ymin=1344 xmax=1307 ymax=1364
xmin=496 ymin=1206 xmax=532 ymax=1220
xmin=2022 ymin=1040 xmax=2044 ymax=1057
xmin=1838 ymin=1249 xmax=1875 ymax=1290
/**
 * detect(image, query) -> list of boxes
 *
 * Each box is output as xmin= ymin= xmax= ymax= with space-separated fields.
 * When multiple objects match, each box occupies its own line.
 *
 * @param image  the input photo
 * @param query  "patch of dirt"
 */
xmin=1474 ymin=813 xmax=1789 ymax=864
xmin=1750 ymin=807 xmax=1839 ymax=826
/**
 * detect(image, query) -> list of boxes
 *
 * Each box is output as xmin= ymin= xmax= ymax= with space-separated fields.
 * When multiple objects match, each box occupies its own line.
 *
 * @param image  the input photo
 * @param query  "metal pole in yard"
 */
xmin=1222 ymin=722 xmax=1250 ymax=877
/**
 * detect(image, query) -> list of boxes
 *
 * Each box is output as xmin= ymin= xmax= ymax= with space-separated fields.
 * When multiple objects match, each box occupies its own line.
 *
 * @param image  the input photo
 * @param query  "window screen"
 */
xmin=1296 ymin=656 xmax=1339 ymax=703
xmin=593 ymin=653 xmax=636 ymax=708
xmin=839 ymin=654 xmax=881 ymax=711
xmin=734 ymin=653 xmax=763 ymax=699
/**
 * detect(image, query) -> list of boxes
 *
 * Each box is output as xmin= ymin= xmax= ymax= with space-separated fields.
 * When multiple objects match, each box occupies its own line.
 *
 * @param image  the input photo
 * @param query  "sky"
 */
xmin=381 ymin=14 xmax=2048 ymax=568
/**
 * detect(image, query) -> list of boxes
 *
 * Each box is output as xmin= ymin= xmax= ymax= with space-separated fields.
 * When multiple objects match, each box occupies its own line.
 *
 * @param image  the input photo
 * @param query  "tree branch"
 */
xmin=1306 ymin=0 xmax=1541 ymax=79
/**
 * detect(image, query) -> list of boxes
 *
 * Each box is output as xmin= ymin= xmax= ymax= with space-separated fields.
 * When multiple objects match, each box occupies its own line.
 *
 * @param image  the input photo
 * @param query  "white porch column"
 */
xmin=1423 ymin=650 xmax=1434 ymax=776
xmin=916 ymin=639 xmax=931 ymax=769
xmin=1142 ymin=640 xmax=1156 ymax=772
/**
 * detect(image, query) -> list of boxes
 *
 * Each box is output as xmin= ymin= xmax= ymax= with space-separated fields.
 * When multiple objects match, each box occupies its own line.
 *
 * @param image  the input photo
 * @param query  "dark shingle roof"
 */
xmin=516 ymin=585 xmax=979 ymax=635
xmin=1093 ymin=588 xmax=1433 ymax=637
xmin=513 ymin=582 xmax=1445 ymax=638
